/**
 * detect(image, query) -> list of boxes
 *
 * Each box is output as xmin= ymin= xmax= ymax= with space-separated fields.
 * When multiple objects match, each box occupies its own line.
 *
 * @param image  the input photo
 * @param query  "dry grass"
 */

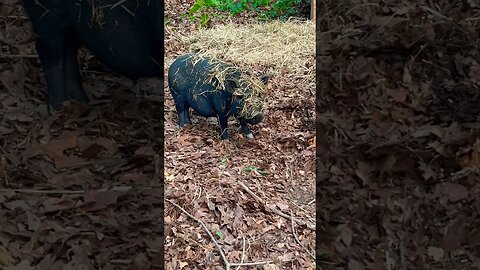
xmin=180 ymin=19 xmax=315 ymax=90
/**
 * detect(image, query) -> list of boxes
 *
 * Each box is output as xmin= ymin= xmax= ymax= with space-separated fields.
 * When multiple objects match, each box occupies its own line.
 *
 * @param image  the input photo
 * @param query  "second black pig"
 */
xmin=168 ymin=54 xmax=268 ymax=140
xmin=21 ymin=0 xmax=163 ymax=110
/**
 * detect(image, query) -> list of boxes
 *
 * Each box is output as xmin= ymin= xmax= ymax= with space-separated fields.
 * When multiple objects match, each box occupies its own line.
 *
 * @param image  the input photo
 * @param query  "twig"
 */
xmin=119 ymin=4 xmax=135 ymax=17
xmin=290 ymin=199 xmax=315 ymax=224
xmin=229 ymin=261 xmax=273 ymax=267
xmin=34 ymin=0 xmax=50 ymax=20
xmin=238 ymin=181 xmax=315 ymax=230
xmin=235 ymin=237 xmax=246 ymax=270
xmin=318 ymin=259 xmax=335 ymax=265
xmin=3 ymin=171 xmax=9 ymax=188
xmin=166 ymin=199 xmax=273 ymax=270
xmin=0 ymin=186 xmax=136 ymax=194
xmin=110 ymin=259 xmax=132 ymax=264
xmin=372 ymin=10 xmax=399 ymax=35
xmin=0 ymin=188 xmax=84 ymax=194
xmin=345 ymin=3 xmax=379 ymax=16
xmin=465 ymin=15 xmax=480 ymax=21
xmin=290 ymin=210 xmax=315 ymax=260
xmin=111 ymin=0 xmax=127 ymax=9
xmin=165 ymin=26 xmax=184 ymax=42
xmin=0 ymin=53 xmax=38 ymax=59
xmin=420 ymin=6 xmax=467 ymax=34
xmin=421 ymin=6 xmax=451 ymax=21
xmin=400 ymin=185 xmax=407 ymax=270
xmin=166 ymin=198 xmax=230 ymax=267
xmin=0 ymin=15 xmax=29 ymax=20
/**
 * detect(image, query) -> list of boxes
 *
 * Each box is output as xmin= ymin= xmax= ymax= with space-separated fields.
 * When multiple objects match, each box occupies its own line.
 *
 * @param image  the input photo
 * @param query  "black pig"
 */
xmin=21 ymin=0 xmax=163 ymax=109
xmin=168 ymin=54 xmax=267 ymax=140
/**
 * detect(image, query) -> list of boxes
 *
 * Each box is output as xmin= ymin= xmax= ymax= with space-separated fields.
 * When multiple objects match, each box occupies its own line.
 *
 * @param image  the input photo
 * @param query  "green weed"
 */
xmin=188 ymin=0 xmax=310 ymax=27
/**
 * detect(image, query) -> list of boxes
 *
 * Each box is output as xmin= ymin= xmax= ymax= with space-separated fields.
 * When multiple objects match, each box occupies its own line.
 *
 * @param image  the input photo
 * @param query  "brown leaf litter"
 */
xmin=0 ymin=1 xmax=163 ymax=268
xmin=318 ymin=0 xmax=480 ymax=269
xmin=164 ymin=0 xmax=315 ymax=269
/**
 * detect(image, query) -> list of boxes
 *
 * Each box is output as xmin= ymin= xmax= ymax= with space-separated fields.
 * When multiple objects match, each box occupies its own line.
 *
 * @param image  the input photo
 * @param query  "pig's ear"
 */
xmin=260 ymin=75 xmax=270 ymax=85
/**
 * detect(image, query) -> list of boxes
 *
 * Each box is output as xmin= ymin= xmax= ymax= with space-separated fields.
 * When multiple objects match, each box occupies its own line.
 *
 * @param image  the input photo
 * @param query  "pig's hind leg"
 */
xmin=177 ymin=106 xmax=192 ymax=127
xmin=36 ymin=32 xmax=87 ymax=110
xmin=173 ymin=96 xmax=192 ymax=126
xmin=64 ymin=31 xmax=88 ymax=103
xmin=217 ymin=114 xmax=229 ymax=140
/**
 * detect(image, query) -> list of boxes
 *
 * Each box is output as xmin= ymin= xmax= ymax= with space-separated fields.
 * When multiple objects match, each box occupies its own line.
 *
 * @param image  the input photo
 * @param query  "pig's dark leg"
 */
xmin=36 ymin=37 xmax=69 ymax=110
xmin=170 ymin=87 xmax=192 ymax=126
xmin=239 ymin=119 xmax=254 ymax=139
xmin=175 ymin=103 xmax=192 ymax=126
xmin=217 ymin=115 xmax=229 ymax=140
xmin=64 ymin=33 xmax=88 ymax=103
xmin=178 ymin=109 xmax=192 ymax=127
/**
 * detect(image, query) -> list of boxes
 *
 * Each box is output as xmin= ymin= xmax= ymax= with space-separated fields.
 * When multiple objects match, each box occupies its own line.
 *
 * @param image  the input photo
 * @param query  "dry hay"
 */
xmin=235 ymin=72 xmax=267 ymax=119
xmin=180 ymin=20 xmax=315 ymax=90
xmin=188 ymin=54 xmax=267 ymax=119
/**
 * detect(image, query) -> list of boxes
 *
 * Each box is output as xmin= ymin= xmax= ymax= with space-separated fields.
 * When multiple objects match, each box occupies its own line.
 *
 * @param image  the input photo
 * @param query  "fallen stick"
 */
xmin=166 ymin=199 xmax=229 ymax=266
xmin=0 ymin=185 xmax=160 ymax=194
xmin=0 ymin=188 xmax=86 ymax=194
xmin=290 ymin=210 xmax=315 ymax=259
xmin=235 ymin=237 xmax=246 ymax=270
xmin=238 ymin=181 xmax=315 ymax=230
xmin=0 ymin=53 xmax=38 ymax=59
xmin=166 ymin=198 xmax=273 ymax=270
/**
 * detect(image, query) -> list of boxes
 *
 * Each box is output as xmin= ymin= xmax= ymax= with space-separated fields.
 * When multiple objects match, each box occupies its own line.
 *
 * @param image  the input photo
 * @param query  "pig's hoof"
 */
xmin=245 ymin=133 xmax=254 ymax=139
xmin=178 ymin=123 xmax=191 ymax=127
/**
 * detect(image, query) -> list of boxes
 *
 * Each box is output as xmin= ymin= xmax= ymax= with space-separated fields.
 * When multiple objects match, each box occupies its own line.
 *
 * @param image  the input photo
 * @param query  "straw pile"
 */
xmin=180 ymin=20 xmax=315 ymax=89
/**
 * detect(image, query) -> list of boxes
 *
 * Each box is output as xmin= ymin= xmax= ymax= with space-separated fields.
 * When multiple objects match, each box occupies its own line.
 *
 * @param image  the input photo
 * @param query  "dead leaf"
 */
xmin=440 ymin=215 xmax=466 ymax=252
xmin=0 ymin=63 xmax=25 ymax=95
xmin=178 ymin=261 xmax=188 ymax=268
xmin=275 ymin=202 xmax=289 ymax=211
xmin=135 ymin=145 xmax=155 ymax=156
xmin=42 ymin=197 xmax=76 ymax=213
xmin=26 ymin=212 xmax=40 ymax=231
xmin=278 ymin=252 xmax=294 ymax=261
xmin=348 ymin=259 xmax=365 ymax=270
xmin=3 ymin=260 xmax=33 ymax=270
xmin=132 ymin=253 xmax=150 ymax=270
xmin=82 ymin=190 xmax=122 ymax=212
xmin=264 ymin=264 xmax=280 ymax=270
xmin=427 ymin=246 xmax=444 ymax=261
xmin=403 ymin=62 xmax=412 ymax=84
xmin=0 ymin=246 xmax=15 ymax=266
xmin=445 ymin=183 xmax=469 ymax=203
xmin=95 ymin=137 xmax=118 ymax=155
xmin=32 ymin=132 xmax=87 ymax=169
xmin=386 ymin=88 xmax=407 ymax=102
xmin=341 ymin=226 xmax=353 ymax=246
